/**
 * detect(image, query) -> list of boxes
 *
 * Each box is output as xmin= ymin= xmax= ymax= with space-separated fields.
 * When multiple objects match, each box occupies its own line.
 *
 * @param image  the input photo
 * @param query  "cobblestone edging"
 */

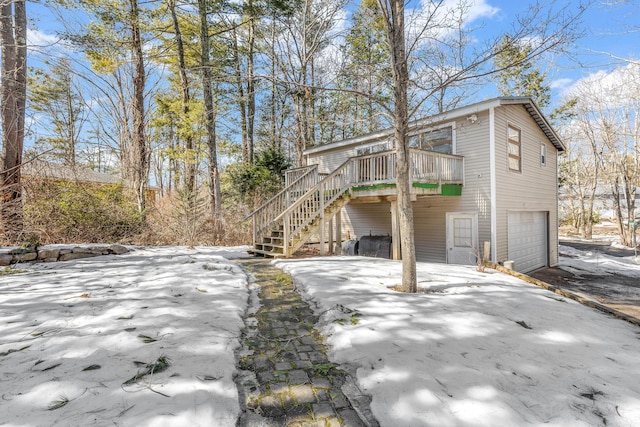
xmin=0 ymin=244 xmax=130 ymax=266
xmin=234 ymin=259 xmax=378 ymax=427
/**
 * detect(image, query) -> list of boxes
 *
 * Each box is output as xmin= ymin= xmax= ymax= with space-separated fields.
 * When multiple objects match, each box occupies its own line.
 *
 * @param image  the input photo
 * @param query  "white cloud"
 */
xmin=407 ymin=0 xmax=500 ymax=46
xmin=452 ymin=0 xmax=500 ymax=23
xmin=564 ymin=62 xmax=640 ymax=104
xmin=550 ymin=77 xmax=573 ymax=90
xmin=27 ymin=28 xmax=59 ymax=49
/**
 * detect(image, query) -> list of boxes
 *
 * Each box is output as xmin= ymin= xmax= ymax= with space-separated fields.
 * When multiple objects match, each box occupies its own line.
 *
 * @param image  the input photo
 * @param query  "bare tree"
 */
xmin=564 ymin=63 xmax=640 ymax=245
xmin=167 ymin=0 xmax=196 ymax=195
xmin=1 ymin=0 xmax=26 ymax=242
xmin=271 ymin=0 xmax=347 ymax=166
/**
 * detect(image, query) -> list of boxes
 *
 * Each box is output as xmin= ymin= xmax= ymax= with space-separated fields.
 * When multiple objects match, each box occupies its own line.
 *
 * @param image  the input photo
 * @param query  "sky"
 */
xmin=22 ymin=0 xmax=640 ymax=150
xmin=482 ymin=0 xmax=640 ymax=100
xmin=27 ymin=0 xmax=640 ymax=101
xmin=2 ymin=242 xmax=639 ymax=426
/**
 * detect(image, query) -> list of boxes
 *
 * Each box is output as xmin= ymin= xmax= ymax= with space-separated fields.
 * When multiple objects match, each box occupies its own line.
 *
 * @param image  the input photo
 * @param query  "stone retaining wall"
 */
xmin=0 ymin=245 xmax=130 ymax=266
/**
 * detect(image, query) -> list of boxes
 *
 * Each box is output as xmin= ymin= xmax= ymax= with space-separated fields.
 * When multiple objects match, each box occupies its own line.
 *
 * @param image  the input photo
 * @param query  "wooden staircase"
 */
xmin=247 ymin=160 xmax=352 ymax=258
xmin=251 ymin=194 xmax=350 ymax=257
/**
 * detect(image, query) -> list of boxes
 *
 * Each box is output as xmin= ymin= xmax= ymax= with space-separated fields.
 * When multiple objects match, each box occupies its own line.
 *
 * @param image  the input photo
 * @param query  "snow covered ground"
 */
xmin=275 ymin=256 xmax=640 ymax=427
xmin=559 ymin=243 xmax=640 ymax=278
xmin=0 ymin=246 xmax=250 ymax=427
xmin=2 ymin=244 xmax=640 ymax=426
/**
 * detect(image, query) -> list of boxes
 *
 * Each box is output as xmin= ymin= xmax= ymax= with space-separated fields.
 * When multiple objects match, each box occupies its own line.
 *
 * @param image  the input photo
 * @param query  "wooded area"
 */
xmin=0 ymin=0 xmax=638 ymax=291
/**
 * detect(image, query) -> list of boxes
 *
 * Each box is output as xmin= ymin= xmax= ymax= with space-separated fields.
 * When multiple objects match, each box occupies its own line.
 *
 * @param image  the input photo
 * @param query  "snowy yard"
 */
xmin=0 ymin=247 xmax=249 ymax=426
xmin=275 ymin=253 xmax=640 ymax=427
xmin=1 ymin=244 xmax=640 ymax=426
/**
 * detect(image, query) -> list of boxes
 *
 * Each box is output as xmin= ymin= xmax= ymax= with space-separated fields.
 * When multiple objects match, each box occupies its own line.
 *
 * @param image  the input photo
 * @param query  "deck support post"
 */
xmin=335 ymin=210 xmax=342 ymax=254
xmin=328 ymin=218 xmax=334 ymax=255
xmin=390 ymin=200 xmax=401 ymax=260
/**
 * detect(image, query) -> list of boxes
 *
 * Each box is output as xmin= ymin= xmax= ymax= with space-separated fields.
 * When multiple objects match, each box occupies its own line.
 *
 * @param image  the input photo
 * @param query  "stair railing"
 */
xmin=245 ymin=165 xmax=319 ymax=248
xmin=280 ymin=159 xmax=353 ymax=256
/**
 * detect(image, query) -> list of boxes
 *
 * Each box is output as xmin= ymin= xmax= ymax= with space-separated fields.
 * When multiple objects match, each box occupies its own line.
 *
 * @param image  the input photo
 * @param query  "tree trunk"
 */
xmin=198 ymin=0 xmax=222 ymax=215
xmin=232 ymin=28 xmax=249 ymax=164
xmin=246 ymin=2 xmax=256 ymax=163
xmin=129 ymin=0 xmax=148 ymax=214
xmin=378 ymin=0 xmax=417 ymax=293
xmin=0 ymin=0 xmax=26 ymax=243
xmin=169 ymin=0 xmax=195 ymax=194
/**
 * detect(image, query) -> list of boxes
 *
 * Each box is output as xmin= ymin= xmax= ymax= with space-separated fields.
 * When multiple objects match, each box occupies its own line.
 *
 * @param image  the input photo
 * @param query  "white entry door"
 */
xmin=446 ymin=213 xmax=478 ymax=265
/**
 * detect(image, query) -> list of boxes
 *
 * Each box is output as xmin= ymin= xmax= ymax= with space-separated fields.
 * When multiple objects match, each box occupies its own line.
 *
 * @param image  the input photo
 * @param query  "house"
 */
xmin=21 ymin=159 xmax=159 ymax=202
xmin=248 ymin=96 xmax=564 ymax=273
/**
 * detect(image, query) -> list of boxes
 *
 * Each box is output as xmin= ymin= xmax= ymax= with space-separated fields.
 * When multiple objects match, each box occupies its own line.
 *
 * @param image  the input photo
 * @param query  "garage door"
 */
xmin=508 ymin=211 xmax=548 ymax=273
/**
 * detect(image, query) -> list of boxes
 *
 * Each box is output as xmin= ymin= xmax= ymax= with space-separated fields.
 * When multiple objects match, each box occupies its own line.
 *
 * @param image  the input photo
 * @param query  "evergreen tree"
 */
xmin=493 ymin=35 xmax=551 ymax=109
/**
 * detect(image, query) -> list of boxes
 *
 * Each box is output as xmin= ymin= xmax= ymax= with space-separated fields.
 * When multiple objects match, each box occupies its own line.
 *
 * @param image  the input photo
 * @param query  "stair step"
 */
xmin=257 ymin=242 xmax=285 ymax=250
xmin=265 ymin=236 xmax=284 ymax=243
xmin=247 ymin=248 xmax=286 ymax=258
xmin=251 ymin=190 xmax=351 ymax=258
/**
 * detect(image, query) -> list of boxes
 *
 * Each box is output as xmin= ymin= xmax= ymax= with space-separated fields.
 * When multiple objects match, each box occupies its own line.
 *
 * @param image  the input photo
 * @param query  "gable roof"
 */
xmin=21 ymin=159 xmax=122 ymax=185
xmin=304 ymin=96 xmax=565 ymax=155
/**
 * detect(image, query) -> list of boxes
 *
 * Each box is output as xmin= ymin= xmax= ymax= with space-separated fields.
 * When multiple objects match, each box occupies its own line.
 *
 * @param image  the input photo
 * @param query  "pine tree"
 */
xmin=493 ymin=35 xmax=551 ymax=109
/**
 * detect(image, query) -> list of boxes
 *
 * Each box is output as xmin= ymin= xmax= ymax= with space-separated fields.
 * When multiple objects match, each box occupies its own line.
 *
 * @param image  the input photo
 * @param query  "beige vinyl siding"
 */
xmin=413 ymin=197 xmax=457 ymax=262
xmin=341 ymin=203 xmax=392 ymax=240
xmin=410 ymin=112 xmax=495 ymax=263
xmin=493 ymin=105 xmax=559 ymax=267
xmin=307 ymin=148 xmax=353 ymax=174
xmin=453 ymin=111 xmax=493 ymax=259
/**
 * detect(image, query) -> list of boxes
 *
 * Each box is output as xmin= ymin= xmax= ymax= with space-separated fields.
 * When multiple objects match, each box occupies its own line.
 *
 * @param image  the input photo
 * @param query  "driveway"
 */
xmin=530 ymin=239 xmax=640 ymax=320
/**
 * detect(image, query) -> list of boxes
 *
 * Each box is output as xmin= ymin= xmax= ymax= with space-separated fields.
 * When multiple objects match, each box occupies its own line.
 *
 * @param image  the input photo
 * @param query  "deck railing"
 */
xmin=285 ymin=165 xmax=318 ymax=187
xmin=349 ymin=149 xmax=464 ymax=186
xmin=280 ymin=160 xmax=352 ymax=256
xmin=247 ymin=165 xmax=319 ymax=247
xmin=410 ymin=149 xmax=464 ymax=184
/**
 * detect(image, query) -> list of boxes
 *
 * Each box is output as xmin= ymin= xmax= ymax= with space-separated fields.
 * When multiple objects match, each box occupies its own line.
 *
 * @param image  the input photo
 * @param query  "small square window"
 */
xmin=540 ymin=143 xmax=546 ymax=166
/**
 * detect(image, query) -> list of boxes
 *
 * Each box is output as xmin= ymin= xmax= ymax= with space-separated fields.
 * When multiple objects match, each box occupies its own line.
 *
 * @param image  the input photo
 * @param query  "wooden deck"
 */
xmin=247 ymin=149 xmax=464 ymax=257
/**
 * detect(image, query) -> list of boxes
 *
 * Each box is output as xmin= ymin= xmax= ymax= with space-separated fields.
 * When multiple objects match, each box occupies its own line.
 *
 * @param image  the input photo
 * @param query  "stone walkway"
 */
xmin=234 ymin=259 xmax=378 ymax=427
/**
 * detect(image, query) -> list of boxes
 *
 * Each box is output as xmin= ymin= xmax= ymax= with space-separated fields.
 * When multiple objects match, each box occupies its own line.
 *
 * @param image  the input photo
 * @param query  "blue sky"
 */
xmin=27 ymin=0 xmax=639 ymax=101
xmin=475 ymin=0 xmax=640 ymax=100
xmin=24 ymin=0 xmax=640 ymax=138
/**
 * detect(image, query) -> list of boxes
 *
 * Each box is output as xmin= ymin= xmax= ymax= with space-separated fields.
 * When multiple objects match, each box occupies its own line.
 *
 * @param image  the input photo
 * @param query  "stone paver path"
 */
xmin=234 ymin=259 xmax=377 ymax=427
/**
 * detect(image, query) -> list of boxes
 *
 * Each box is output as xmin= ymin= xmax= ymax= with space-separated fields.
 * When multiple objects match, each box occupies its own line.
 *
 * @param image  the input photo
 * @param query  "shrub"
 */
xmin=23 ymin=179 xmax=144 ymax=244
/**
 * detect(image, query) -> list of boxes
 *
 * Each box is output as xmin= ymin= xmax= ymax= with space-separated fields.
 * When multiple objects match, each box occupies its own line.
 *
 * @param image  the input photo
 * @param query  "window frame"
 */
xmin=540 ymin=142 xmax=546 ymax=167
xmin=355 ymin=139 xmax=391 ymax=156
xmin=507 ymin=124 xmax=522 ymax=173
xmin=408 ymin=122 xmax=455 ymax=154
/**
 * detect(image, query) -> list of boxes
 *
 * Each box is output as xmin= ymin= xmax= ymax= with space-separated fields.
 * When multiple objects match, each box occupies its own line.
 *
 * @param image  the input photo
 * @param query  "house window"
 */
xmin=508 ymin=125 xmax=521 ymax=172
xmin=453 ymin=218 xmax=473 ymax=247
xmin=540 ymin=143 xmax=546 ymax=166
xmin=356 ymin=140 xmax=391 ymax=156
xmin=409 ymin=126 xmax=453 ymax=154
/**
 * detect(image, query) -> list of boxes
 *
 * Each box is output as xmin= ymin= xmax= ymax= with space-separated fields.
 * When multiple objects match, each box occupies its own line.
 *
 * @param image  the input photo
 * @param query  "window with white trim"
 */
xmin=508 ymin=125 xmax=521 ymax=172
xmin=409 ymin=126 xmax=453 ymax=154
xmin=355 ymin=140 xmax=391 ymax=156
xmin=540 ymin=143 xmax=546 ymax=166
